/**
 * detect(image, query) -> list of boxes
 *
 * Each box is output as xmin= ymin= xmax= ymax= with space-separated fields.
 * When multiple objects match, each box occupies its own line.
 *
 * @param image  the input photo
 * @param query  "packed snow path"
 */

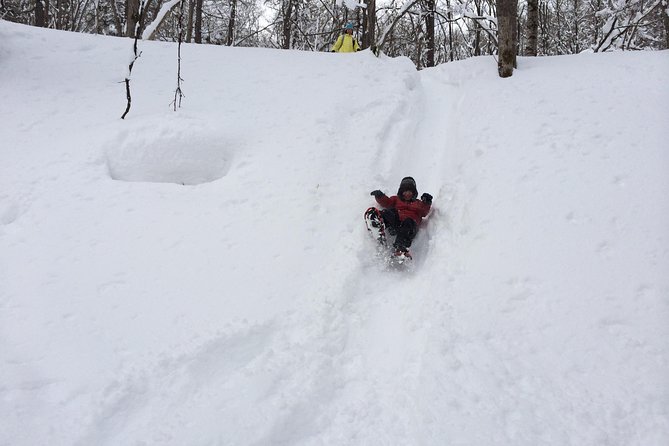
xmin=1 ymin=21 xmax=668 ymax=445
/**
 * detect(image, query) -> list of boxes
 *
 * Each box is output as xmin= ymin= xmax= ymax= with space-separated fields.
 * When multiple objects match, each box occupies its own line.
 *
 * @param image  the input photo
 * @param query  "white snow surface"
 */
xmin=1 ymin=21 xmax=669 ymax=445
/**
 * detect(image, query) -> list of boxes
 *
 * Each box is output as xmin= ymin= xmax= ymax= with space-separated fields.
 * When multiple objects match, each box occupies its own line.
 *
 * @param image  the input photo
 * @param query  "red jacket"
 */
xmin=375 ymin=195 xmax=431 ymax=225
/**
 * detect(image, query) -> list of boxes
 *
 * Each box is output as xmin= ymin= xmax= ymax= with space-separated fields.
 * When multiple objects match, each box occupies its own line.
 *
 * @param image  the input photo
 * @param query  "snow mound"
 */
xmin=105 ymin=115 xmax=233 ymax=185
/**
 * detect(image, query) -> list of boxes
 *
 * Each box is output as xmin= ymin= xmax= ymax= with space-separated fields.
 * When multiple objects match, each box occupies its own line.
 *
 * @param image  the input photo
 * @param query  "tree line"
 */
xmin=2 ymin=0 xmax=667 ymax=71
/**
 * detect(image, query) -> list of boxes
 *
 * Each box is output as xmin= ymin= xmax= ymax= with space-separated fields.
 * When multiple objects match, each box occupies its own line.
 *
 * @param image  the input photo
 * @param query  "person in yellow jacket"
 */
xmin=331 ymin=22 xmax=360 ymax=53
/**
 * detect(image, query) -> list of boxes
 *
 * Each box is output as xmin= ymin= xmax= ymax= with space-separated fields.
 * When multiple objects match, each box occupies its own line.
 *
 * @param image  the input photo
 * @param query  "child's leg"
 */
xmin=394 ymin=218 xmax=417 ymax=250
xmin=380 ymin=208 xmax=400 ymax=233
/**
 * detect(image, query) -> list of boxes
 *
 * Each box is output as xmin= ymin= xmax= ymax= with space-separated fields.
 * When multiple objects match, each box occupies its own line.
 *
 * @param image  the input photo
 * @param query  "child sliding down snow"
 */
xmin=366 ymin=177 xmax=432 ymax=258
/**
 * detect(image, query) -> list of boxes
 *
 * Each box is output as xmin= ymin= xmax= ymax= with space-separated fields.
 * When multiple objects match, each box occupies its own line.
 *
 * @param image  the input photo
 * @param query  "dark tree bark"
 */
xmin=471 ymin=0 xmax=481 ymax=56
xmin=591 ymin=0 xmax=601 ymax=46
xmin=447 ymin=0 xmax=454 ymax=60
xmin=572 ymin=0 xmax=580 ymax=53
xmin=539 ymin=0 xmax=550 ymax=54
xmin=497 ymin=0 xmax=518 ymax=77
xmin=291 ymin=0 xmax=299 ymax=49
xmin=127 ymin=0 xmax=140 ymax=37
xmin=194 ymin=0 xmax=203 ymax=43
xmin=281 ymin=0 xmax=295 ymax=49
xmin=555 ymin=0 xmax=563 ymax=54
xmin=363 ymin=0 xmax=376 ymax=50
xmin=423 ymin=0 xmax=435 ymax=67
xmin=664 ymin=1 xmax=669 ymax=49
xmin=46 ymin=0 xmax=50 ymax=27
xmin=35 ymin=0 xmax=46 ymax=27
xmin=226 ymin=0 xmax=237 ymax=46
xmin=525 ymin=0 xmax=538 ymax=55
xmin=95 ymin=0 xmax=104 ymax=33
xmin=186 ymin=0 xmax=194 ymax=42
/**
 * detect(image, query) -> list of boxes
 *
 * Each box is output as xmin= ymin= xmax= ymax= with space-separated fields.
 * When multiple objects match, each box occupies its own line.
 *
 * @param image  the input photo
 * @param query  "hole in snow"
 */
xmin=106 ymin=116 xmax=232 ymax=185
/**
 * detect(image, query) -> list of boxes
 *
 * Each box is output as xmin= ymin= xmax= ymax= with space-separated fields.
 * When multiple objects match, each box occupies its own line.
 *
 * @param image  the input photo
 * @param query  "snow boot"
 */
xmin=392 ymin=246 xmax=412 ymax=261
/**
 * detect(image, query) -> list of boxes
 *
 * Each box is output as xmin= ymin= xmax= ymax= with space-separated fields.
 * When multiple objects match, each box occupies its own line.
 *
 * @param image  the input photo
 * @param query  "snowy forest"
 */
xmin=2 ymin=0 xmax=668 ymax=68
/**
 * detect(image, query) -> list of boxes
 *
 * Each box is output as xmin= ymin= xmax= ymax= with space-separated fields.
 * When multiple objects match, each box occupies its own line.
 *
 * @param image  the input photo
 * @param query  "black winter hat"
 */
xmin=397 ymin=176 xmax=418 ymax=199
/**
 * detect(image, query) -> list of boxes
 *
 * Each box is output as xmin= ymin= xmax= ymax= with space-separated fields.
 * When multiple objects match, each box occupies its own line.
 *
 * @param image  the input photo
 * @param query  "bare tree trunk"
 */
xmin=415 ymin=15 xmax=423 ymax=69
xmin=424 ymin=0 xmax=435 ymax=67
xmin=194 ymin=0 xmax=203 ymax=43
xmin=497 ymin=0 xmax=518 ymax=77
xmin=44 ymin=0 xmax=50 ymax=27
xmin=573 ymin=0 xmax=580 ymax=53
xmin=363 ymin=0 xmax=376 ymax=50
xmin=291 ymin=0 xmax=299 ymax=49
xmin=592 ymin=0 xmax=601 ymax=46
xmin=664 ymin=1 xmax=669 ymax=49
xmin=226 ymin=0 xmax=237 ymax=46
xmin=95 ymin=0 xmax=103 ymax=34
xmin=186 ymin=0 xmax=194 ymax=42
xmin=525 ymin=0 xmax=538 ymax=55
xmin=35 ymin=0 xmax=47 ymax=27
xmin=447 ymin=0 xmax=454 ymax=60
xmin=473 ymin=0 xmax=481 ymax=56
xmin=281 ymin=0 xmax=295 ymax=49
xmin=556 ymin=0 xmax=563 ymax=53
xmin=127 ymin=0 xmax=139 ymax=37
xmin=55 ymin=0 xmax=61 ymax=29
xmin=540 ymin=0 xmax=549 ymax=54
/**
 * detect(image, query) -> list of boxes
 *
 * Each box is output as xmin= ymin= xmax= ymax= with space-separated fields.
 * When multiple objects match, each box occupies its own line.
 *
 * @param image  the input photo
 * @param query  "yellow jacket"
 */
xmin=332 ymin=34 xmax=360 ymax=53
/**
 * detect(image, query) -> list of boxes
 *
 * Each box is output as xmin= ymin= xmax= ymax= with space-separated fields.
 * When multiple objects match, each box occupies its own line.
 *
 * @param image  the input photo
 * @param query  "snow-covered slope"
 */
xmin=1 ymin=21 xmax=668 ymax=445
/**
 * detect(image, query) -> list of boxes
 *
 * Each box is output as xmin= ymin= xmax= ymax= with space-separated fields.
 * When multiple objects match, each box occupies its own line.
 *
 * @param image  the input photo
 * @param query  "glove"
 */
xmin=370 ymin=190 xmax=385 ymax=198
xmin=421 ymin=193 xmax=433 ymax=205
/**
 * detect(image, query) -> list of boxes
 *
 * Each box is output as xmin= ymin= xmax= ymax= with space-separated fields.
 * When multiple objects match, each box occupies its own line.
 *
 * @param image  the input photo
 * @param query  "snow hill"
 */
xmin=1 ymin=20 xmax=668 ymax=445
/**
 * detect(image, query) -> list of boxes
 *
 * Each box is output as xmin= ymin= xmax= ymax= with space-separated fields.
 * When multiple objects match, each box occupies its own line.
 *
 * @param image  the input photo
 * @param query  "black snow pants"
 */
xmin=380 ymin=208 xmax=418 ymax=250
